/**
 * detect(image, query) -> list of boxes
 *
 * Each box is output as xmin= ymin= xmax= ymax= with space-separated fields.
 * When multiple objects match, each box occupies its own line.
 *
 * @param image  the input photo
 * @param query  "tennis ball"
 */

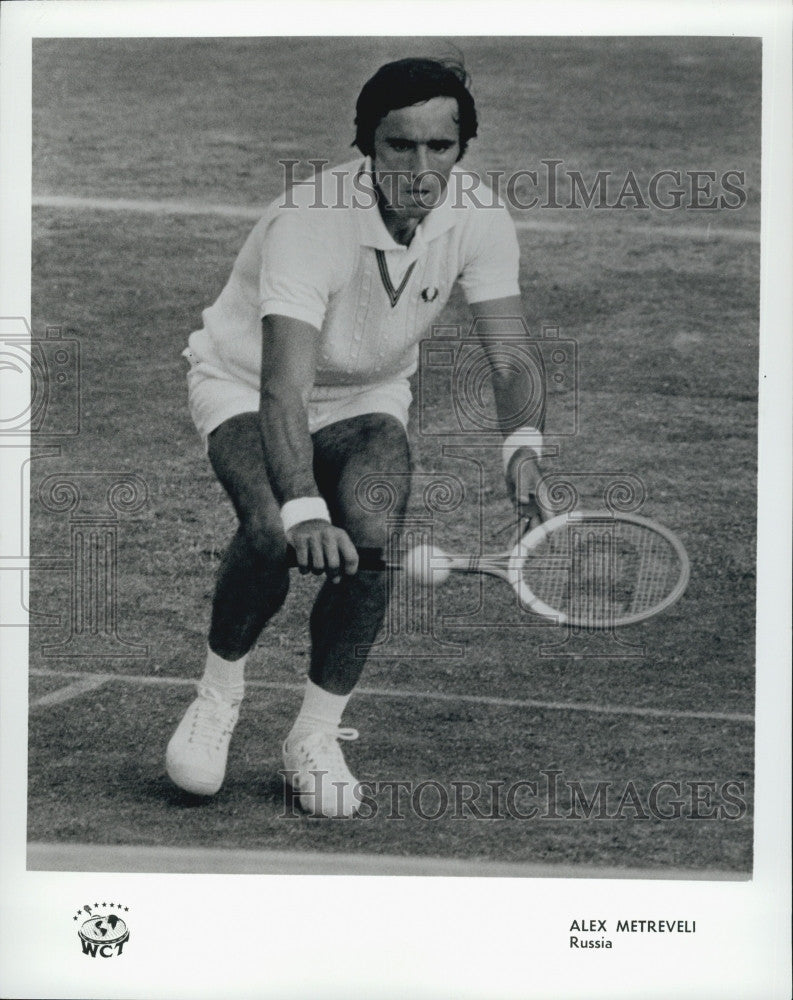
xmin=404 ymin=543 xmax=451 ymax=586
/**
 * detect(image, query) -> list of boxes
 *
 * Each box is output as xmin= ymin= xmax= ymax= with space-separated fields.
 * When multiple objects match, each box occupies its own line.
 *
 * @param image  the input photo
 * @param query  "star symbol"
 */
xmin=124 ymin=907 xmax=129 ymax=912
xmin=94 ymin=902 xmax=99 ymax=908
xmin=101 ymin=902 xmax=106 ymax=907
xmin=73 ymin=916 xmax=78 ymax=921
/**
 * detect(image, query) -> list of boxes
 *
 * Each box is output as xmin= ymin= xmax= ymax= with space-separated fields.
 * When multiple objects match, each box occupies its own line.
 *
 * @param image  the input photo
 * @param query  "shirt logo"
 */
xmin=421 ymin=287 xmax=439 ymax=303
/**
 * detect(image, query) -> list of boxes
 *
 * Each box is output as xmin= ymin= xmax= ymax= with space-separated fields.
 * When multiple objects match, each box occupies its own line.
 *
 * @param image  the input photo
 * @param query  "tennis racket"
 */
xmin=464 ymin=509 xmax=691 ymax=627
xmin=290 ymin=510 xmax=689 ymax=629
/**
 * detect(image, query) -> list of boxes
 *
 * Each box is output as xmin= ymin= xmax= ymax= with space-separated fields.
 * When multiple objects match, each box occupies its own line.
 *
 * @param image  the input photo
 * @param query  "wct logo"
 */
xmin=74 ymin=903 xmax=130 ymax=958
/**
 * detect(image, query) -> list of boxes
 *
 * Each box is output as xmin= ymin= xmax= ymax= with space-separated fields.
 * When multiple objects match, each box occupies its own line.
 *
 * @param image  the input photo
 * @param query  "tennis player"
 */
xmin=166 ymin=57 xmax=545 ymax=817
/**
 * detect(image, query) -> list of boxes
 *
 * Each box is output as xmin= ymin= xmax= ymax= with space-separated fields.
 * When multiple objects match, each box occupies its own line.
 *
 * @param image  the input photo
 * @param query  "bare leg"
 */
xmin=167 ymin=412 xmax=297 ymax=796
xmin=206 ymin=414 xmax=290 ymax=660
xmin=308 ymin=413 xmax=411 ymax=694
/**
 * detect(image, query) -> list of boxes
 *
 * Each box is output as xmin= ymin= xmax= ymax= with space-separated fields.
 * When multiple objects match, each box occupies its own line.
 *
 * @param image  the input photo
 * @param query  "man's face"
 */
xmin=371 ymin=96 xmax=461 ymax=217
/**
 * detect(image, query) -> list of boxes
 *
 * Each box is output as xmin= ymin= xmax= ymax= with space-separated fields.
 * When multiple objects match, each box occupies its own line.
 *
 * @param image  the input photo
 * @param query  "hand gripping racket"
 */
xmin=301 ymin=510 xmax=689 ymax=629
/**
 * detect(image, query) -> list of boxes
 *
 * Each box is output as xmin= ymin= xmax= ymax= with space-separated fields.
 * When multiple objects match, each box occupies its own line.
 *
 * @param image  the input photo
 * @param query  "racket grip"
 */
xmin=285 ymin=545 xmax=387 ymax=571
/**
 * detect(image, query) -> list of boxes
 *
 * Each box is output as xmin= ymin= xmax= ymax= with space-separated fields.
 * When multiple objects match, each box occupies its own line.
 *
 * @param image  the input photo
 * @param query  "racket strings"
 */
xmin=522 ymin=521 xmax=684 ymax=626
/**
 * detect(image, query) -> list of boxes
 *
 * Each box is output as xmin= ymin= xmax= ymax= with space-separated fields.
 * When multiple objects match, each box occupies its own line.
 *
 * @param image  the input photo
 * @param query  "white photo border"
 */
xmin=1 ymin=2 xmax=790 ymax=998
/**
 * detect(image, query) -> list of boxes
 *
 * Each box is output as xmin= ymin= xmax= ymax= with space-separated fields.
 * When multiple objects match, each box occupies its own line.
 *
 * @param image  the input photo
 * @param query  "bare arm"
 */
xmin=260 ymin=314 xmax=358 ymax=578
xmin=259 ymin=313 xmax=322 ymax=504
xmin=469 ymin=295 xmax=546 ymax=526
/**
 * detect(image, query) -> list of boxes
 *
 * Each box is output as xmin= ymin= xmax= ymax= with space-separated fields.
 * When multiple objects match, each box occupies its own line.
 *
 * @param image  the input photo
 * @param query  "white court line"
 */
xmin=29 ymin=667 xmax=753 ymax=723
xmin=32 ymin=193 xmax=760 ymax=242
xmin=27 ymin=841 xmax=749 ymax=880
xmin=34 ymin=193 xmax=265 ymax=220
xmin=30 ymin=675 xmax=109 ymax=708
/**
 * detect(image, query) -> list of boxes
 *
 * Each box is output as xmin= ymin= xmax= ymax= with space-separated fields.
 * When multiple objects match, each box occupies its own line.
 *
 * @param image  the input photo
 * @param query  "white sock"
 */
xmin=287 ymin=679 xmax=351 ymax=741
xmin=200 ymin=646 xmax=246 ymax=704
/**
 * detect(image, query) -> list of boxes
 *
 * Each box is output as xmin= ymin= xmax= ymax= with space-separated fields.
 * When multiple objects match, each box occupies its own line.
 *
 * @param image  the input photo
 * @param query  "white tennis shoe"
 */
xmin=282 ymin=727 xmax=361 ymax=818
xmin=166 ymin=685 xmax=240 ymax=795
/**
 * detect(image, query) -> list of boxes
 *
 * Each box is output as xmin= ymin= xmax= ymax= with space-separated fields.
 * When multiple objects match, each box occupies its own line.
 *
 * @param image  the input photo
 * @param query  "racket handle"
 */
xmin=285 ymin=545 xmax=388 ymax=571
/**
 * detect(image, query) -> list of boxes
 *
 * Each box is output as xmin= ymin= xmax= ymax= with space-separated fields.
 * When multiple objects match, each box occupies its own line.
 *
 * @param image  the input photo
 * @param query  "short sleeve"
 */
xmin=457 ymin=205 xmax=521 ymax=305
xmin=259 ymin=209 xmax=337 ymax=329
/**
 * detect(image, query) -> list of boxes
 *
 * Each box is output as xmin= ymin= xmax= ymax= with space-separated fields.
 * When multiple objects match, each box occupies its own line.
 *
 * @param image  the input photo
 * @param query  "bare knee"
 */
xmin=326 ymin=416 xmax=411 ymax=548
xmin=341 ymin=482 xmax=410 ymax=549
xmin=240 ymin=508 xmax=288 ymax=564
xmin=206 ymin=414 xmax=288 ymax=564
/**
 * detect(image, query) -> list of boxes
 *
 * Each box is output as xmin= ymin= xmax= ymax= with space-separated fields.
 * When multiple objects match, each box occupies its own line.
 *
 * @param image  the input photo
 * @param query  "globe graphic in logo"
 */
xmin=79 ymin=913 xmax=129 ymax=946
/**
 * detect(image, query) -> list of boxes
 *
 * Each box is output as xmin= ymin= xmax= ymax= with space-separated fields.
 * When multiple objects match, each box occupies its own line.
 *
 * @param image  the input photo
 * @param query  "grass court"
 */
xmin=28 ymin=37 xmax=759 ymax=875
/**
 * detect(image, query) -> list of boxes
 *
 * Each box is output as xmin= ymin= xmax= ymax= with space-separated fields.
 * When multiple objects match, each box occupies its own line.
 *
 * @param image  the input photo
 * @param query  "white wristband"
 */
xmin=502 ymin=427 xmax=544 ymax=476
xmin=280 ymin=496 xmax=331 ymax=534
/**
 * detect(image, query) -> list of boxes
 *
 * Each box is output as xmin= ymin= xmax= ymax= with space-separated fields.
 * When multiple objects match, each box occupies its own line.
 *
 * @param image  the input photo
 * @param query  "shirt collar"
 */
xmin=352 ymin=157 xmax=458 ymax=254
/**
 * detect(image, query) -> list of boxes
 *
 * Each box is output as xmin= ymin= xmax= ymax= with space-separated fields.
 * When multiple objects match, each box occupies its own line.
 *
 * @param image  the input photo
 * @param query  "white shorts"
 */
xmin=183 ymin=347 xmax=412 ymax=447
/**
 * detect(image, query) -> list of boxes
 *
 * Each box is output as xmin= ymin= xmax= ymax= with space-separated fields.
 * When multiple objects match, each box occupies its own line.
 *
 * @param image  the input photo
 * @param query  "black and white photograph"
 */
xmin=1 ymin=2 xmax=790 ymax=998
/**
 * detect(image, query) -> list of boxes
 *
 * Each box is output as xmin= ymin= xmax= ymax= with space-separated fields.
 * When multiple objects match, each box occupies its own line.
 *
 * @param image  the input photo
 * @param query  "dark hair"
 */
xmin=353 ymin=57 xmax=478 ymax=160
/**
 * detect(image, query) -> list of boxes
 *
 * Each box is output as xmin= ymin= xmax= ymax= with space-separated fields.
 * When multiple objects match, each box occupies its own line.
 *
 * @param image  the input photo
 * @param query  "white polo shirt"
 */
xmin=187 ymin=157 xmax=519 ymax=420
